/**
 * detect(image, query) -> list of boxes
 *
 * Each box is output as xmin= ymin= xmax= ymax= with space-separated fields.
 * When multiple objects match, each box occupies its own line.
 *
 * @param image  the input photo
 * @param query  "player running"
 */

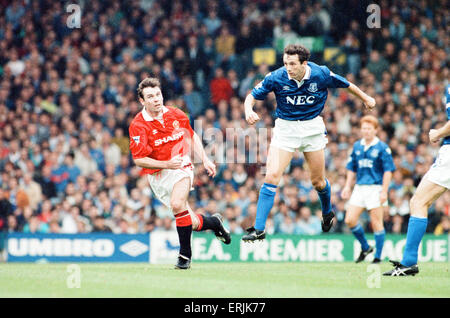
xmin=341 ymin=115 xmax=395 ymax=263
xmin=242 ymin=44 xmax=376 ymax=242
xmin=384 ymin=84 xmax=450 ymax=276
xmin=129 ymin=77 xmax=231 ymax=270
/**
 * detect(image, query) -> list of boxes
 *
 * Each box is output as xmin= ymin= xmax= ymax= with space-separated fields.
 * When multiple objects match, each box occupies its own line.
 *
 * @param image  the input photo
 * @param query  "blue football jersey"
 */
xmin=346 ymin=137 xmax=396 ymax=185
xmin=444 ymin=84 xmax=450 ymax=145
xmin=251 ymin=61 xmax=350 ymax=121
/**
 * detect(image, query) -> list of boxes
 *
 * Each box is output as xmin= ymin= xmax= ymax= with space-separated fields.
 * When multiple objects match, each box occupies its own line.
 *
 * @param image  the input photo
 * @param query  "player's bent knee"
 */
xmin=409 ymin=195 xmax=428 ymax=217
xmin=344 ymin=214 xmax=357 ymax=228
xmin=264 ymin=172 xmax=282 ymax=185
xmin=345 ymin=218 xmax=357 ymax=228
xmin=410 ymin=193 xmax=424 ymax=208
xmin=171 ymin=200 xmax=187 ymax=214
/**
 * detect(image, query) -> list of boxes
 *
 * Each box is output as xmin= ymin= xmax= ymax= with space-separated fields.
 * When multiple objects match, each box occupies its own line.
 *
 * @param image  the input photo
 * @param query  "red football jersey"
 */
xmin=129 ymin=106 xmax=194 ymax=174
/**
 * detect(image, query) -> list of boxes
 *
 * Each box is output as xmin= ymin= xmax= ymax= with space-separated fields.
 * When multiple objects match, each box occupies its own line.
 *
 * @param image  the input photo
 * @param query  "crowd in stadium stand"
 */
xmin=0 ymin=0 xmax=449 ymax=238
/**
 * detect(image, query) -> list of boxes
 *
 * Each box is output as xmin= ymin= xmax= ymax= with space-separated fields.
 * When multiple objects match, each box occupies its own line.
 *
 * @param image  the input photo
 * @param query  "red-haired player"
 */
xmin=129 ymin=77 xmax=231 ymax=269
xmin=341 ymin=115 xmax=396 ymax=263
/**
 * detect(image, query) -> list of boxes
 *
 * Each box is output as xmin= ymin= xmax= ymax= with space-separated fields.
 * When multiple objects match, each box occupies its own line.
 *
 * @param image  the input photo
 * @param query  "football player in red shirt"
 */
xmin=129 ymin=77 xmax=231 ymax=269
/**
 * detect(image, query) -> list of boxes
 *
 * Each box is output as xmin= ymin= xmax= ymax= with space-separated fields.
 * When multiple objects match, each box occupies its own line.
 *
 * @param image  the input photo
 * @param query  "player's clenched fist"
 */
xmin=429 ymin=129 xmax=440 ymax=143
xmin=166 ymin=155 xmax=183 ymax=169
xmin=245 ymin=109 xmax=260 ymax=125
xmin=363 ymin=96 xmax=376 ymax=111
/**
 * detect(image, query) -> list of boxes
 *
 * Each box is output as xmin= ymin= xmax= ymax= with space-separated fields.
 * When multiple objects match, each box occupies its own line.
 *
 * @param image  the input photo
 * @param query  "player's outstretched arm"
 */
xmin=244 ymin=93 xmax=260 ymax=125
xmin=134 ymin=156 xmax=183 ymax=170
xmin=429 ymin=120 xmax=450 ymax=143
xmin=192 ymin=132 xmax=216 ymax=177
xmin=346 ymin=82 xmax=376 ymax=110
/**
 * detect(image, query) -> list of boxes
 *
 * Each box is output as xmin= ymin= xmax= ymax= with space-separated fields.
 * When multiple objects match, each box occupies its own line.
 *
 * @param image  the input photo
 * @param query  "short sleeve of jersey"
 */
xmin=251 ymin=72 xmax=274 ymax=100
xmin=346 ymin=147 xmax=358 ymax=172
xmin=129 ymin=123 xmax=152 ymax=159
xmin=381 ymin=145 xmax=396 ymax=172
xmin=321 ymin=66 xmax=350 ymax=89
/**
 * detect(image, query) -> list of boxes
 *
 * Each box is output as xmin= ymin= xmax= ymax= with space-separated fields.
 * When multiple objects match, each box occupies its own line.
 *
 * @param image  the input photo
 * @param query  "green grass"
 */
xmin=0 ymin=262 xmax=449 ymax=298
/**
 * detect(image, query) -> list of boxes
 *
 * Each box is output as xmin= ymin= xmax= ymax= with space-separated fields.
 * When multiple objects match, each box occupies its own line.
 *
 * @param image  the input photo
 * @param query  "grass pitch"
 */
xmin=0 ymin=262 xmax=449 ymax=298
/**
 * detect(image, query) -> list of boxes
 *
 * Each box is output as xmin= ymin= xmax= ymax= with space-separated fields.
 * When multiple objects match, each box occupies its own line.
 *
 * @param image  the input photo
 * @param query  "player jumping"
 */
xmin=384 ymin=84 xmax=450 ymax=276
xmin=129 ymin=77 xmax=231 ymax=269
xmin=242 ymin=44 xmax=376 ymax=242
xmin=341 ymin=115 xmax=395 ymax=263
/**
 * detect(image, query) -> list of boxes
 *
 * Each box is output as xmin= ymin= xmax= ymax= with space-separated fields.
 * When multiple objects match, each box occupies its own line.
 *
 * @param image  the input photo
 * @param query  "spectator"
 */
xmin=209 ymin=67 xmax=234 ymax=106
xmin=61 ymin=153 xmax=81 ymax=184
xmin=293 ymin=206 xmax=321 ymax=235
xmin=5 ymin=49 xmax=25 ymax=77
xmin=389 ymin=15 xmax=406 ymax=41
xmin=240 ymin=203 xmax=257 ymax=231
xmin=5 ymin=0 xmax=26 ymax=28
xmin=38 ymin=200 xmax=53 ymax=224
xmin=7 ymin=214 xmax=19 ymax=232
xmin=20 ymin=173 xmax=42 ymax=211
xmin=273 ymin=201 xmax=295 ymax=233
xmin=23 ymin=215 xmax=50 ymax=234
xmin=60 ymin=205 xmax=79 ymax=234
xmin=203 ymin=10 xmax=222 ymax=35
xmin=102 ymin=131 xmax=122 ymax=168
xmin=34 ymin=165 xmax=58 ymax=201
xmin=74 ymin=143 xmax=98 ymax=176
xmin=434 ymin=215 xmax=449 ymax=235
xmin=49 ymin=220 xmax=61 ymax=233
xmin=92 ymin=216 xmax=113 ymax=233
xmin=182 ymin=78 xmax=205 ymax=119
xmin=111 ymin=128 xmax=130 ymax=155
xmin=0 ymin=188 xmax=14 ymax=231
xmin=215 ymin=26 xmax=236 ymax=67
xmin=366 ymin=50 xmax=390 ymax=81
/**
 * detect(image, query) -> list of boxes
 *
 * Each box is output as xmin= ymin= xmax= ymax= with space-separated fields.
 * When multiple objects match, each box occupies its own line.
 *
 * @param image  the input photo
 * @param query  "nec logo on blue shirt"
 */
xmin=286 ymin=95 xmax=315 ymax=105
xmin=358 ymin=159 xmax=374 ymax=168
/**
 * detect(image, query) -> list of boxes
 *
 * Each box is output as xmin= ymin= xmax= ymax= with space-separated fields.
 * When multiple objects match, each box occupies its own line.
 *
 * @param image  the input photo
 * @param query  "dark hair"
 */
xmin=137 ymin=77 xmax=161 ymax=99
xmin=284 ymin=44 xmax=311 ymax=63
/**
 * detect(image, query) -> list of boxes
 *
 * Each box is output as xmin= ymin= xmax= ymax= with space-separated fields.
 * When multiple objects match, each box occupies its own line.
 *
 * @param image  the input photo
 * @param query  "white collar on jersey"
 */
xmin=141 ymin=106 xmax=169 ymax=121
xmin=287 ymin=64 xmax=311 ymax=88
xmin=361 ymin=136 xmax=380 ymax=150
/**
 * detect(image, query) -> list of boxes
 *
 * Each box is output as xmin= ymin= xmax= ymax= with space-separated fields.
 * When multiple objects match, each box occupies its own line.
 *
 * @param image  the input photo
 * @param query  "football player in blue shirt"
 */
xmin=242 ymin=44 xmax=376 ymax=242
xmin=341 ymin=115 xmax=395 ymax=263
xmin=384 ymin=84 xmax=450 ymax=276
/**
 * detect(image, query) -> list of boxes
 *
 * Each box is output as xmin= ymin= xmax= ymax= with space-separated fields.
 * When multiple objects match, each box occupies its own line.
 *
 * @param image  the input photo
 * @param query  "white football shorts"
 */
xmin=271 ymin=116 xmax=328 ymax=153
xmin=424 ymin=145 xmax=450 ymax=189
xmin=349 ymin=184 xmax=388 ymax=210
xmin=146 ymin=155 xmax=194 ymax=209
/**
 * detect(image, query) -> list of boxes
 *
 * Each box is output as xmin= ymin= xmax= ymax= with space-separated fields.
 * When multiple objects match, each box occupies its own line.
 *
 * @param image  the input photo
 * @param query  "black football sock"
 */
xmin=175 ymin=211 xmax=192 ymax=259
xmin=194 ymin=213 xmax=220 ymax=232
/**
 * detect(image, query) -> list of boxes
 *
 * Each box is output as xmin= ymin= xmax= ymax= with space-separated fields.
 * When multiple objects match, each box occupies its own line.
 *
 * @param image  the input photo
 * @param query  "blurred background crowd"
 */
xmin=0 ymin=0 xmax=449 ymax=240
